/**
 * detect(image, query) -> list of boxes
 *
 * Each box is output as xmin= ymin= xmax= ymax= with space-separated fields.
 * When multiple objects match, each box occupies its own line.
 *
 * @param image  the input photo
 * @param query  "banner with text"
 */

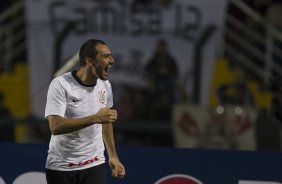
xmin=26 ymin=0 xmax=227 ymax=117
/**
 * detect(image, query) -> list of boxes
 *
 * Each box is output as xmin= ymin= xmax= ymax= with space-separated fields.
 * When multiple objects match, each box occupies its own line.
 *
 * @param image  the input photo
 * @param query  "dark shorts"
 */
xmin=45 ymin=163 xmax=106 ymax=184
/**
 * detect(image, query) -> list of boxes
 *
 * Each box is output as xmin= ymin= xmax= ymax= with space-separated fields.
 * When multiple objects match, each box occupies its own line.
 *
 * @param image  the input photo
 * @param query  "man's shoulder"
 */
xmin=50 ymin=72 xmax=72 ymax=87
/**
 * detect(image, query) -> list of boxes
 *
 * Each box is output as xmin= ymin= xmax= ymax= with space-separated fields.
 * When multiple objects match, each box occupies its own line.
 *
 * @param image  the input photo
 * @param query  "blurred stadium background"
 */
xmin=0 ymin=0 xmax=282 ymax=183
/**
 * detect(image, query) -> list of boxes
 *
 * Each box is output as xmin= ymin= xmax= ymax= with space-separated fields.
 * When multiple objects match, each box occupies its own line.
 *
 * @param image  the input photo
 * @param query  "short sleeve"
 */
xmin=104 ymin=80 xmax=113 ymax=108
xmin=45 ymin=78 xmax=67 ymax=118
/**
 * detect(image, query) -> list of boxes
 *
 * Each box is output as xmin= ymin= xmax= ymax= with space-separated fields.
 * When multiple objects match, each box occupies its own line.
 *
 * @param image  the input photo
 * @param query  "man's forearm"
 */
xmin=48 ymin=108 xmax=117 ymax=135
xmin=48 ymin=115 xmax=97 ymax=135
xmin=102 ymin=123 xmax=118 ymax=158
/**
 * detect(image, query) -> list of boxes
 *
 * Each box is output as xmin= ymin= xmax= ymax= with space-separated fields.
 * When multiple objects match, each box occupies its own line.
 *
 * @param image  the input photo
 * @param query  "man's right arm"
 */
xmin=48 ymin=107 xmax=117 ymax=135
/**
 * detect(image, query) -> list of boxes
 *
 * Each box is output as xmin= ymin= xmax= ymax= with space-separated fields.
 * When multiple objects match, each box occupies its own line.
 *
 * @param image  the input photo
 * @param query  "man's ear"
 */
xmin=85 ymin=58 xmax=95 ymax=67
xmin=85 ymin=58 xmax=92 ymax=64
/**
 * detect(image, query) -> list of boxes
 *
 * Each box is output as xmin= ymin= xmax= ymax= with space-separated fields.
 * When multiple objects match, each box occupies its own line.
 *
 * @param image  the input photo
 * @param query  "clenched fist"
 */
xmin=95 ymin=107 xmax=118 ymax=124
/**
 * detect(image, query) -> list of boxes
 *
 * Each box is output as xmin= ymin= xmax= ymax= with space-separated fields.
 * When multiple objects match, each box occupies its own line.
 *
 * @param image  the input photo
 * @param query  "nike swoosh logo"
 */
xmin=72 ymin=99 xmax=81 ymax=102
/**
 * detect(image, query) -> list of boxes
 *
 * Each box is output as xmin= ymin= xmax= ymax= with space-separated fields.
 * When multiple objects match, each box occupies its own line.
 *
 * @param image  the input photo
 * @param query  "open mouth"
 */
xmin=104 ymin=66 xmax=110 ymax=75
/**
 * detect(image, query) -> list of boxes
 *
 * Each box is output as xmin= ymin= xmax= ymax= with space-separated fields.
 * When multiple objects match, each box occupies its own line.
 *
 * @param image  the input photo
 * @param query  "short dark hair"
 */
xmin=79 ymin=39 xmax=106 ymax=66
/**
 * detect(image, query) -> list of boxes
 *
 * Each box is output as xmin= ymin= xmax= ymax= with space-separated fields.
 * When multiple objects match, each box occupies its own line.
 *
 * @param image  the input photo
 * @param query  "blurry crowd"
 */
xmin=116 ymin=39 xmax=188 ymax=122
xmin=112 ymin=39 xmax=189 ymax=146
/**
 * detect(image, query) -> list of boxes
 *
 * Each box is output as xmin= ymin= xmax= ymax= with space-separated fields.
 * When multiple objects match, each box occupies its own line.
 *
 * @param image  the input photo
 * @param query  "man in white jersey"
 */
xmin=45 ymin=39 xmax=125 ymax=184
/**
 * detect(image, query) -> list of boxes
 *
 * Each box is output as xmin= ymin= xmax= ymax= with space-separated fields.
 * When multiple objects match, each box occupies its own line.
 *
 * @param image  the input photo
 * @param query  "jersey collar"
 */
xmin=71 ymin=71 xmax=96 ymax=87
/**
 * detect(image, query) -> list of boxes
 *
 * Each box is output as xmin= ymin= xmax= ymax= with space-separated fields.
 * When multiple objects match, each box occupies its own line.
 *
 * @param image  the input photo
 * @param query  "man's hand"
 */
xmin=95 ymin=107 xmax=117 ymax=124
xmin=109 ymin=157 xmax=126 ymax=178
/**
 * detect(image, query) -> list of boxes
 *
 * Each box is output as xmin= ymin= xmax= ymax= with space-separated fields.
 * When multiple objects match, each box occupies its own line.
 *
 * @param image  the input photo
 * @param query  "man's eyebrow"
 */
xmin=100 ymin=53 xmax=113 ymax=57
xmin=97 ymin=51 xmax=112 ymax=55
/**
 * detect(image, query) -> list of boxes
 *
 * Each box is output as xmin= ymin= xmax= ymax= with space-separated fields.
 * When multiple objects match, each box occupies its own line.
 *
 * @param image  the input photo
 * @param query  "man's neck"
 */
xmin=76 ymin=69 xmax=97 ymax=86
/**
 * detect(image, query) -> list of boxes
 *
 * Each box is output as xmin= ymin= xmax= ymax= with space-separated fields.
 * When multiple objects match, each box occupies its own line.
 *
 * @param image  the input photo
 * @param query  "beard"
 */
xmin=96 ymin=65 xmax=108 ymax=80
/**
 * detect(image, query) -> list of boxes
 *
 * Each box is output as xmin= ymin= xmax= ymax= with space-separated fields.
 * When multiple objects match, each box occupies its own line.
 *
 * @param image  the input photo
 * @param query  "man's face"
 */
xmin=93 ymin=44 xmax=114 ymax=80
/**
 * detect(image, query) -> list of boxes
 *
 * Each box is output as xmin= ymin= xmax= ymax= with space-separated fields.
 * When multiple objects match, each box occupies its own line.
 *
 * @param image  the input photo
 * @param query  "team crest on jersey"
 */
xmin=98 ymin=90 xmax=106 ymax=104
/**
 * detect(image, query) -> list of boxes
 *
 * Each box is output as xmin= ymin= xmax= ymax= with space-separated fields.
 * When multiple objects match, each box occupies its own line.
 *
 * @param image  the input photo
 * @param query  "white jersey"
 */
xmin=45 ymin=71 xmax=113 ymax=171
